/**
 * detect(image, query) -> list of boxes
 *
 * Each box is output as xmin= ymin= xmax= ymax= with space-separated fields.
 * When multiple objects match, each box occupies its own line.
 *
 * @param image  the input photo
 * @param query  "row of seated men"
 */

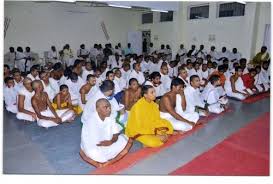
xmin=3 ymin=49 xmax=270 ymax=168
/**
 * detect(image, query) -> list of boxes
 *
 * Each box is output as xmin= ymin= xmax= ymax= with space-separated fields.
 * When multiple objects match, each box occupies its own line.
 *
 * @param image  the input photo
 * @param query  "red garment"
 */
xmin=242 ymin=73 xmax=254 ymax=89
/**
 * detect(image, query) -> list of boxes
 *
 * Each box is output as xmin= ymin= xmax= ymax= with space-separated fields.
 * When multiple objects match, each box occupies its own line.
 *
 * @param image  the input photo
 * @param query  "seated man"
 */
xmin=121 ymin=78 xmax=141 ymax=111
xmin=79 ymin=74 xmax=98 ymax=109
xmin=27 ymin=65 xmax=40 ymax=81
xmin=254 ymin=65 xmax=270 ymax=92
xmin=224 ymin=66 xmax=252 ymax=100
xmin=159 ymin=78 xmax=197 ymax=132
xmin=52 ymin=84 xmax=77 ymax=121
xmin=184 ymin=75 xmax=209 ymax=116
xmin=252 ymin=46 xmax=270 ymax=66
xmin=4 ymin=77 xmax=18 ymax=113
xmin=40 ymin=70 xmax=57 ymax=102
xmin=82 ymin=80 xmax=127 ymax=126
xmin=16 ymin=77 xmax=36 ymax=121
xmin=125 ymin=85 xmax=174 ymax=148
xmin=31 ymin=80 xmax=75 ymax=128
xmin=201 ymin=75 xmax=229 ymax=114
xmin=242 ymin=68 xmax=260 ymax=93
xmin=80 ymin=98 xmax=132 ymax=168
xmin=178 ymin=66 xmax=190 ymax=87
xmin=144 ymin=72 xmax=165 ymax=98
xmin=12 ymin=68 xmax=24 ymax=91
xmin=160 ymin=63 xmax=172 ymax=94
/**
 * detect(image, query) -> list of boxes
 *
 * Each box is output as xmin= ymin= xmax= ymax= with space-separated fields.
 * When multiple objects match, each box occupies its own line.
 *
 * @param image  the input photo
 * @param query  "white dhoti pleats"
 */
xmin=84 ymin=134 xmax=128 ymax=163
xmin=6 ymin=104 xmax=18 ymax=114
xmin=37 ymin=108 xmax=75 ymax=128
xmin=160 ymin=112 xmax=193 ymax=131
xmin=16 ymin=112 xmax=35 ymax=122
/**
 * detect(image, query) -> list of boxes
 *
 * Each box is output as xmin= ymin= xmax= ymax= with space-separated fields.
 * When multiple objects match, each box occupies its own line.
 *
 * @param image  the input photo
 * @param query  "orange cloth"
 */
xmin=210 ymin=71 xmax=226 ymax=87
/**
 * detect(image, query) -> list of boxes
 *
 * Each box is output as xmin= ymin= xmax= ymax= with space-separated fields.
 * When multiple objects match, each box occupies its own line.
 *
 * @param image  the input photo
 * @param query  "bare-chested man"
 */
xmin=31 ymin=80 xmax=74 ymax=128
xmin=79 ymin=74 xmax=98 ymax=109
xmin=121 ymin=78 xmax=141 ymax=111
xmin=159 ymin=78 xmax=199 ymax=133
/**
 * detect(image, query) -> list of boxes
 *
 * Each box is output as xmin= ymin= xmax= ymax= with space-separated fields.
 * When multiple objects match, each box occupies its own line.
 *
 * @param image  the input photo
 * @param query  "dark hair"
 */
xmin=12 ymin=68 xmax=21 ymax=75
xmin=30 ymin=65 xmax=39 ymax=72
xmin=235 ymin=66 xmax=242 ymax=72
xmin=106 ymin=71 xmax=114 ymax=78
xmin=4 ymin=76 xmax=14 ymax=84
xmin=64 ymin=66 xmax=73 ymax=77
xmin=60 ymin=84 xmax=68 ymax=91
xmin=209 ymin=75 xmax=220 ymax=84
xmin=150 ymin=72 xmax=161 ymax=80
xmin=17 ymin=47 xmax=23 ymax=52
xmin=249 ymin=68 xmax=257 ymax=73
xmin=141 ymin=85 xmax=153 ymax=96
xmin=73 ymin=59 xmax=82 ymax=67
xmin=4 ymin=64 xmax=10 ymax=70
xmin=99 ymin=80 xmax=115 ymax=92
xmin=129 ymin=78 xmax=138 ymax=85
xmin=190 ymin=75 xmax=199 ymax=82
xmin=9 ymin=47 xmax=15 ymax=52
xmin=217 ymin=65 xmax=225 ymax=72
xmin=52 ymin=62 xmax=63 ymax=71
xmin=68 ymin=72 xmax=78 ymax=81
xmin=239 ymin=58 xmax=247 ymax=64
xmin=171 ymin=78 xmax=185 ymax=89
xmin=86 ymin=74 xmax=95 ymax=81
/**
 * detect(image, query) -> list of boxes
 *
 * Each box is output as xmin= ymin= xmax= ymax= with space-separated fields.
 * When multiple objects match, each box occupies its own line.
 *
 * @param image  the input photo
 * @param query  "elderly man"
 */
xmin=80 ymin=98 xmax=132 ymax=168
xmin=31 ymin=80 xmax=75 ymax=128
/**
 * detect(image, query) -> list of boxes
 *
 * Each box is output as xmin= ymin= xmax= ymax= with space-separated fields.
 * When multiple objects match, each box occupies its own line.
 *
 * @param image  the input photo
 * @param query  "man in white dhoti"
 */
xmin=12 ymin=68 xmax=24 ymax=91
xmin=159 ymin=78 xmax=197 ymax=132
xmin=254 ymin=65 xmax=270 ymax=92
xmin=141 ymin=56 xmax=151 ymax=74
xmin=177 ymin=44 xmax=187 ymax=64
xmin=77 ymin=44 xmax=90 ymax=60
xmin=217 ymin=47 xmax=231 ymax=65
xmin=80 ymin=98 xmax=132 ymax=167
xmin=184 ymin=75 xmax=209 ymax=116
xmin=82 ymin=61 xmax=94 ymax=82
xmin=228 ymin=48 xmax=241 ymax=67
xmin=80 ymin=74 xmax=98 ymax=109
xmin=208 ymin=46 xmax=219 ymax=63
xmin=187 ymin=45 xmax=197 ymax=57
xmin=128 ymin=62 xmax=145 ymax=85
xmin=31 ymin=80 xmax=75 ymax=128
xmin=63 ymin=44 xmax=74 ymax=67
xmin=224 ymin=66 xmax=252 ymax=100
xmin=27 ymin=65 xmax=40 ymax=81
xmin=16 ymin=77 xmax=36 ymax=122
xmin=168 ymin=60 xmax=179 ymax=79
xmin=15 ymin=47 xmax=26 ymax=72
xmin=24 ymin=47 xmax=35 ymax=71
xmin=64 ymin=72 xmax=84 ymax=106
xmin=4 ymin=47 xmax=16 ymax=68
xmin=114 ymin=69 xmax=127 ymax=92
xmin=160 ymin=63 xmax=172 ymax=94
xmin=82 ymin=80 xmax=128 ymax=126
xmin=120 ymin=63 xmax=131 ymax=83
xmin=4 ymin=77 xmax=18 ymax=113
xmin=48 ymin=46 xmax=59 ymax=64
xmin=202 ymin=75 xmax=228 ymax=114
xmin=196 ymin=45 xmax=207 ymax=59
xmin=178 ymin=66 xmax=190 ymax=87
xmin=40 ymin=70 xmax=57 ymax=102
xmin=108 ymin=53 xmax=123 ymax=69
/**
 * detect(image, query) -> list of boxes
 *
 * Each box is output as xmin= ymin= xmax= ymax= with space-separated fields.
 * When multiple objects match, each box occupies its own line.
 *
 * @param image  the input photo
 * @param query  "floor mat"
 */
xmin=91 ymin=108 xmax=233 ymax=175
xmin=242 ymin=92 xmax=270 ymax=104
xmin=169 ymin=112 xmax=269 ymax=176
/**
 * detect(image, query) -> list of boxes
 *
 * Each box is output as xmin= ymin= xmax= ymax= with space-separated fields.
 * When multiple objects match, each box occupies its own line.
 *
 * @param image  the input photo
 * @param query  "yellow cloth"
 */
xmin=125 ymin=97 xmax=173 ymax=147
xmin=52 ymin=102 xmax=82 ymax=115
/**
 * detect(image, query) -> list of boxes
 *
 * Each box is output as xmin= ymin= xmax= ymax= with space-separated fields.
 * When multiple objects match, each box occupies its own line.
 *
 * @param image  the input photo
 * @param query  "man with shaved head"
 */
xmin=16 ymin=77 xmax=36 ymax=122
xmin=31 ymin=80 xmax=75 ymax=128
xmin=80 ymin=98 xmax=132 ymax=168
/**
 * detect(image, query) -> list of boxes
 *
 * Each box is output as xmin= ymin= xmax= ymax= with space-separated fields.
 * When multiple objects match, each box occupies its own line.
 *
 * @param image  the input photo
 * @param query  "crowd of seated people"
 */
xmin=4 ymin=42 xmax=270 ymax=167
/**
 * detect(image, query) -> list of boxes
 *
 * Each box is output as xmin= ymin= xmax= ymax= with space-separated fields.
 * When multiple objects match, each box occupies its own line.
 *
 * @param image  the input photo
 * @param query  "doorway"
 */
xmin=142 ymin=30 xmax=151 ymax=54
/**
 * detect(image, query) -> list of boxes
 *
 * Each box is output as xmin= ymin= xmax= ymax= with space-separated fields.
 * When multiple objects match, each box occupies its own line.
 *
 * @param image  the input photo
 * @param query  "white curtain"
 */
xmin=263 ymin=24 xmax=271 ymax=52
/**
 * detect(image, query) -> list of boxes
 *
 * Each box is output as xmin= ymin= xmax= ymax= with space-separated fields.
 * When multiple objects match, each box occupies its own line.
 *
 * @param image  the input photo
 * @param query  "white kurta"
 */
xmin=201 ymin=83 xmax=227 ymax=114
xmin=42 ymin=80 xmax=57 ymax=102
xmin=120 ymin=68 xmax=131 ymax=82
xmin=4 ymin=86 xmax=18 ymax=113
xmin=77 ymin=49 xmax=90 ymax=58
xmin=114 ymin=77 xmax=126 ymax=92
xmin=160 ymin=72 xmax=172 ymax=94
xmin=128 ymin=70 xmax=145 ymax=85
xmin=81 ymin=111 xmax=128 ymax=163
xmin=15 ymin=52 xmax=26 ymax=72
xmin=64 ymin=78 xmax=84 ymax=105
xmin=144 ymin=81 xmax=165 ymax=97
xmin=141 ymin=61 xmax=151 ymax=73
xmin=184 ymin=85 xmax=206 ymax=115
xmin=16 ymin=87 xmax=35 ymax=121
xmin=82 ymin=69 xmax=94 ymax=82
xmin=37 ymin=108 xmax=75 ymax=128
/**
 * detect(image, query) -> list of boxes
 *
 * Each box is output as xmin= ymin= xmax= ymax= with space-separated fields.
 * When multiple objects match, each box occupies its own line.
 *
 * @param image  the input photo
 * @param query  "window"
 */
xmin=218 ymin=2 xmax=245 ymax=17
xmin=189 ymin=5 xmax=209 ymax=19
xmin=160 ymin=11 xmax=173 ymax=22
xmin=142 ymin=13 xmax=153 ymax=24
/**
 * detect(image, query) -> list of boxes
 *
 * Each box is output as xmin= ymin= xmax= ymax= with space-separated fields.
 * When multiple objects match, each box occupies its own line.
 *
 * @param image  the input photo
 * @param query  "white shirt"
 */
xmin=77 ymin=48 xmax=89 ymax=57
xmin=177 ymin=48 xmax=187 ymax=56
xmin=114 ymin=77 xmax=127 ymax=92
xmin=160 ymin=72 xmax=172 ymax=94
xmin=64 ymin=78 xmax=84 ymax=100
xmin=128 ymin=70 xmax=145 ymax=85
xmin=184 ymin=85 xmax=205 ymax=113
xmin=82 ymin=69 xmax=94 ymax=82
xmin=18 ymin=87 xmax=35 ymax=112
xmin=196 ymin=49 xmax=207 ymax=59
xmin=201 ymin=83 xmax=220 ymax=104
xmin=41 ymin=80 xmax=57 ymax=102
xmin=144 ymin=81 xmax=165 ymax=97
xmin=4 ymin=86 xmax=18 ymax=108
xmin=108 ymin=55 xmax=123 ymax=69
xmin=229 ymin=52 xmax=241 ymax=62
xmin=48 ymin=50 xmax=58 ymax=60
xmin=141 ymin=61 xmax=151 ymax=73
xmin=27 ymin=74 xmax=40 ymax=81
xmin=120 ymin=68 xmax=131 ymax=82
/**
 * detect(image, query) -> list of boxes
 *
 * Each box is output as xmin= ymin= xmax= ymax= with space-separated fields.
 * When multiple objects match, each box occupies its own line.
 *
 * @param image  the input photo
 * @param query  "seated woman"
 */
xmin=121 ymin=78 xmax=141 ymax=111
xmin=125 ymin=85 xmax=174 ymax=148
xmin=16 ymin=77 xmax=36 ymax=121
xmin=80 ymin=98 xmax=132 ymax=168
xmin=52 ymin=84 xmax=77 ymax=121
xmin=224 ymin=66 xmax=253 ymax=100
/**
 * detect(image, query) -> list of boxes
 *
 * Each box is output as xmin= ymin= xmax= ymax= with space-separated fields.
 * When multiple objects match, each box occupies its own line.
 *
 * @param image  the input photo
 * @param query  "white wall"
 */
xmin=4 ymin=1 xmax=139 ymax=56
xmin=136 ymin=2 xmax=271 ymax=60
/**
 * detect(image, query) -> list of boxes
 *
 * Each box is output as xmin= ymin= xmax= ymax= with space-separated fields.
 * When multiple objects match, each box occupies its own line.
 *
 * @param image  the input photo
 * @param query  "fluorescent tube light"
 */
xmin=151 ymin=9 xmax=168 ymax=13
xmin=108 ymin=4 xmax=132 ymax=9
